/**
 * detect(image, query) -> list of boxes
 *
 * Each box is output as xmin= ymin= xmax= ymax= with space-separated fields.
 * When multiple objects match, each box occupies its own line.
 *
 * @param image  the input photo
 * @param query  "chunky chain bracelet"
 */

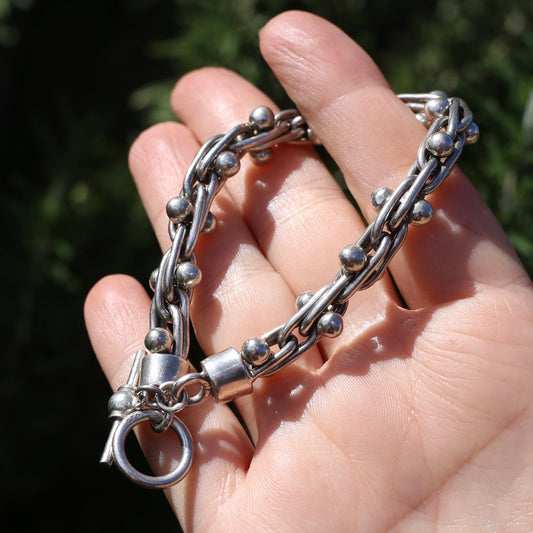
xmin=101 ymin=91 xmax=479 ymax=488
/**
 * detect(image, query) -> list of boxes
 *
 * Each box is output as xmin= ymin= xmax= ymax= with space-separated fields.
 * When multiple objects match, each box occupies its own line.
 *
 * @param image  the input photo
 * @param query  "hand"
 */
xmin=85 ymin=11 xmax=533 ymax=532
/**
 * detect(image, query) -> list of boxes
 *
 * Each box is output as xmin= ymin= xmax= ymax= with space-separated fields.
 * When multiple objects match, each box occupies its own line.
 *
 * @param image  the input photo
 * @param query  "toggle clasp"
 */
xmin=111 ymin=409 xmax=193 ymax=489
xmin=101 ymin=348 xmax=194 ymax=488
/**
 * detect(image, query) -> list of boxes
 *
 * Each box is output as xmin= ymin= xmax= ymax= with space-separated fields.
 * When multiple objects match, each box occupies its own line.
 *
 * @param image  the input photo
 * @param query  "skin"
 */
xmin=84 ymin=11 xmax=533 ymax=533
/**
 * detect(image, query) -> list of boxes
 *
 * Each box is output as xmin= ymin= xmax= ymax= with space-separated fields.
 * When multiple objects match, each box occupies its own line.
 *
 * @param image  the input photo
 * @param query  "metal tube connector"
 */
xmin=201 ymin=347 xmax=253 ymax=403
xmin=139 ymin=352 xmax=187 ymax=386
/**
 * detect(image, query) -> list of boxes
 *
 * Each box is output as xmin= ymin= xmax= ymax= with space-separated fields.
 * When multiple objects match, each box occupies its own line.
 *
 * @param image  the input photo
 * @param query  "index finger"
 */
xmin=260 ymin=11 xmax=530 ymax=308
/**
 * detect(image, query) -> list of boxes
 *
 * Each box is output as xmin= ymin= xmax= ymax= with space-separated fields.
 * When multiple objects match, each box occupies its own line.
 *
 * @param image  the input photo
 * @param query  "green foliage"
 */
xmin=1 ymin=0 xmax=532 ymax=530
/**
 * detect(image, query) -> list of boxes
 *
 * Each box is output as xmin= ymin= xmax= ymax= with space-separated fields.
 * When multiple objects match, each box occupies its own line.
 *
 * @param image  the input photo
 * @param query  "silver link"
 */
xmin=256 ymin=331 xmax=319 ymax=378
xmin=457 ymin=98 xmax=473 ymax=132
xmin=251 ymin=335 xmax=299 ymax=378
xmin=182 ymin=135 xmax=222 ymax=196
xmin=172 ymin=372 xmax=211 ymax=406
xmin=196 ymin=123 xmax=252 ymax=181
xmin=397 ymin=92 xmax=443 ymax=102
xmin=230 ymin=121 xmax=291 ymax=152
xmin=171 ymin=290 xmax=191 ymax=358
xmin=163 ymin=225 xmax=186 ymax=303
xmin=421 ymin=134 xmax=465 ymax=195
xmin=276 ymin=285 xmax=331 ymax=347
xmin=168 ymin=302 xmax=185 ymax=358
xmin=446 ymin=98 xmax=460 ymax=138
xmin=387 ymin=162 xmax=438 ymax=230
xmin=416 ymin=115 xmax=447 ymax=170
xmin=360 ymin=224 xmax=408 ymax=290
xmin=298 ymin=274 xmax=351 ymax=337
xmin=151 ymin=250 xmax=172 ymax=325
xmin=338 ymin=233 xmax=393 ymax=302
xmin=183 ymin=175 xmax=218 ymax=258
xmin=370 ymin=175 xmax=416 ymax=244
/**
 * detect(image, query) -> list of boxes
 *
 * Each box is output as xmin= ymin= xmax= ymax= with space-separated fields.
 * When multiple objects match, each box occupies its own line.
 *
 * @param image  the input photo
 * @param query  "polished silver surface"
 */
xmin=112 ymin=409 xmax=193 ymax=489
xmin=139 ymin=353 xmax=186 ymax=387
xmin=201 ymin=347 xmax=253 ymax=403
xmin=100 ymin=349 xmax=144 ymax=466
xmin=102 ymin=93 xmax=478 ymax=488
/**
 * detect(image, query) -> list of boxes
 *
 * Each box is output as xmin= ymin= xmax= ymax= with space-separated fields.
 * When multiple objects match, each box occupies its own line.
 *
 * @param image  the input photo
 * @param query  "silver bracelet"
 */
xmin=101 ymin=91 xmax=479 ymax=488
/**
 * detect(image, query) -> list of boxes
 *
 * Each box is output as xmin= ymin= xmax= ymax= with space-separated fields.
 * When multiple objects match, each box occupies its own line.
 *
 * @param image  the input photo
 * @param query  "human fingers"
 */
xmin=170 ymin=67 xmax=399 ymax=368
xmin=84 ymin=275 xmax=253 ymax=531
xmin=260 ymin=11 xmax=530 ymax=309
xmin=128 ymin=122 xmax=316 ymax=355
xmin=171 ymin=68 xmax=382 ymax=300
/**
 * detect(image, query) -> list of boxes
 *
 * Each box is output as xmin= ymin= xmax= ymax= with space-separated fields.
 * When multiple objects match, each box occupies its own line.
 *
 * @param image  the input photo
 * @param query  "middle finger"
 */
xmin=171 ymin=67 xmax=398 ymax=352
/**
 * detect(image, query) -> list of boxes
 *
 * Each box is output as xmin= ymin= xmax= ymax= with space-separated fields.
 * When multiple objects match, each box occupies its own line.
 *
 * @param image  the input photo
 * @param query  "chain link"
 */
xmin=103 ymin=92 xmax=479 ymax=488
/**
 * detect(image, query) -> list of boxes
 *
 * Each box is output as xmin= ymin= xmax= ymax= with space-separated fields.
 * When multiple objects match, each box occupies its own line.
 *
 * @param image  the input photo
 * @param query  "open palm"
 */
xmin=85 ymin=11 xmax=533 ymax=532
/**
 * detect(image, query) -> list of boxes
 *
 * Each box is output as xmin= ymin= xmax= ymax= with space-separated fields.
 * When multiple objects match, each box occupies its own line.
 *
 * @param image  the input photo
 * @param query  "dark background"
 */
xmin=1 ymin=0 xmax=532 ymax=530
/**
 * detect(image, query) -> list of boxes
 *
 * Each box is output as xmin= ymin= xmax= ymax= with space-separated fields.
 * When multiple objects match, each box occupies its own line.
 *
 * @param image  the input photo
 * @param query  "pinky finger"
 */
xmin=84 ymin=274 xmax=253 ymax=530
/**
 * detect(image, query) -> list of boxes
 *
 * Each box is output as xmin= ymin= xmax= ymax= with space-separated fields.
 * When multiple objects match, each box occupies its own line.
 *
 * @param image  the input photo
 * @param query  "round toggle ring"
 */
xmin=112 ymin=409 xmax=193 ymax=489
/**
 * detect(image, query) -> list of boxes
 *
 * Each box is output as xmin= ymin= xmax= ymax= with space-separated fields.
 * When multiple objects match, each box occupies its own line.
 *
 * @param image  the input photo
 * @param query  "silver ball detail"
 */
xmin=465 ymin=122 xmax=480 ymax=145
xmin=426 ymin=132 xmax=455 ymax=157
xmin=306 ymin=128 xmax=320 ymax=145
xmin=249 ymin=105 xmax=275 ymax=129
xmin=215 ymin=151 xmax=241 ymax=177
xmin=201 ymin=212 xmax=217 ymax=234
xmin=371 ymin=187 xmax=393 ymax=210
xmin=410 ymin=199 xmax=434 ymax=226
xmin=108 ymin=388 xmax=137 ymax=414
xmin=241 ymin=337 xmax=271 ymax=366
xmin=166 ymin=196 xmax=193 ymax=223
xmin=145 ymin=327 xmax=174 ymax=353
xmin=250 ymin=148 xmax=274 ymax=166
xmin=424 ymin=97 xmax=449 ymax=122
xmin=316 ymin=312 xmax=343 ymax=338
xmin=149 ymin=268 xmax=159 ymax=292
xmin=296 ymin=291 xmax=315 ymax=310
xmin=415 ymin=112 xmax=431 ymax=127
xmin=175 ymin=261 xmax=202 ymax=289
xmin=339 ymin=244 xmax=366 ymax=273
